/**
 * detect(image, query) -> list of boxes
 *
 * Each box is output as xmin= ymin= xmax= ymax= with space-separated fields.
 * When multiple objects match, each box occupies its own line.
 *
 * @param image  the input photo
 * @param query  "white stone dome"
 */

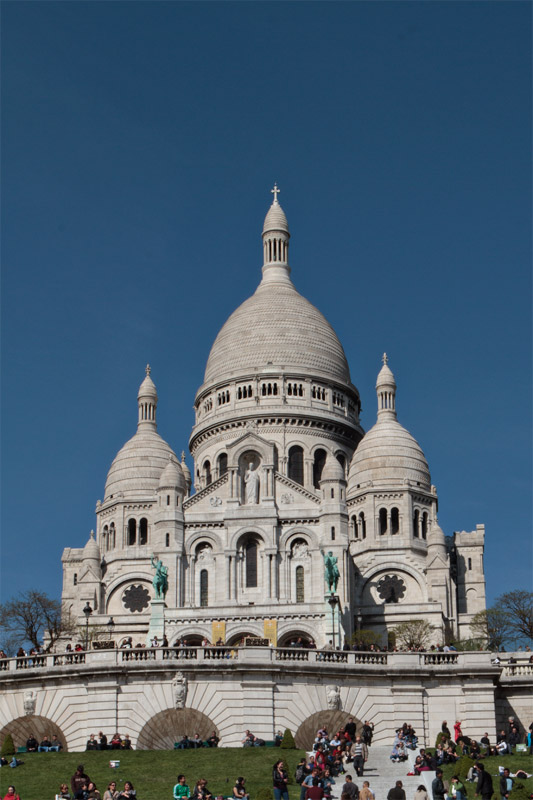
xmin=321 ymin=454 xmax=346 ymax=482
xmin=83 ymin=530 xmax=100 ymax=561
xmin=348 ymin=417 xmax=430 ymax=491
xmin=204 ymin=280 xmax=351 ymax=385
xmin=158 ymin=456 xmax=186 ymax=492
xmin=262 ymin=200 xmax=289 ymax=234
xmin=104 ymin=429 xmax=177 ymax=499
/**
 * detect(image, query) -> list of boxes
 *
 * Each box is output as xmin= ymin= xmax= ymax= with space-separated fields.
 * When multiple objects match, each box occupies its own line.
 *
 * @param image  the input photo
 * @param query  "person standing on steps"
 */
xmin=359 ymin=781 xmax=374 ymax=800
xmin=432 ymin=770 xmax=446 ymax=800
xmin=350 ymin=735 xmax=368 ymax=777
xmin=342 ymin=776 xmax=359 ymax=800
xmin=388 ymin=782 xmax=406 ymax=800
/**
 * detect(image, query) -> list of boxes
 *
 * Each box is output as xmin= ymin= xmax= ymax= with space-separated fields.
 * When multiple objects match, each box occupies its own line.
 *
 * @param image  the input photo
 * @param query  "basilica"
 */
xmin=61 ymin=190 xmax=486 ymax=649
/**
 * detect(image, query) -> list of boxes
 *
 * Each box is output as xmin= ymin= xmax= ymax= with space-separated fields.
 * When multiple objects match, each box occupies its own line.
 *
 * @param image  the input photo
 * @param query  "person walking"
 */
xmin=432 ymin=770 xmax=446 ymax=800
xmin=474 ymin=763 xmax=493 ymax=800
xmin=388 ymin=782 xmax=406 ymax=800
xmin=350 ymin=736 xmax=368 ymax=777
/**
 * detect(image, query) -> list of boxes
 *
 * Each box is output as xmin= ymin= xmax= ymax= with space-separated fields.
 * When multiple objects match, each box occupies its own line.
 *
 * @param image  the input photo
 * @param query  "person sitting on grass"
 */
xmin=103 ymin=782 xmax=119 ymax=800
xmin=2 ymin=786 xmax=21 ymax=800
xmin=25 ymin=734 xmax=38 ymax=753
xmin=117 ymin=782 xmax=136 ymax=800
xmin=87 ymin=783 xmax=101 ymax=799
xmin=57 ymin=784 xmax=71 ymax=799
xmin=110 ymin=733 xmax=122 ymax=750
xmin=71 ymin=765 xmax=91 ymax=799
xmin=174 ymin=775 xmax=191 ymax=800
xmin=233 ymin=777 xmax=249 ymax=800
xmin=192 ymin=779 xmax=212 ymax=800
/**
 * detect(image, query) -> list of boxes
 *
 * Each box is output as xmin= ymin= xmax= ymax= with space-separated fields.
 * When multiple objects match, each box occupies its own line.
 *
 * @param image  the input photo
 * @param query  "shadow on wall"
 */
xmin=136 ymin=708 xmax=219 ymax=750
xmin=295 ymin=711 xmax=362 ymax=750
xmin=0 ymin=716 xmax=68 ymax=752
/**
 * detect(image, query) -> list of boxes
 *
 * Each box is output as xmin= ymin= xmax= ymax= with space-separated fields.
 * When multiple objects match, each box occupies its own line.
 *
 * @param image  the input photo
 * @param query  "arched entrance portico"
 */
xmin=0 ymin=716 xmax=68 ymax=752
xmin=137 ymin=708 xmax=219 ymax=750
xmin=294 ymin=710 xmax=362 ymax=749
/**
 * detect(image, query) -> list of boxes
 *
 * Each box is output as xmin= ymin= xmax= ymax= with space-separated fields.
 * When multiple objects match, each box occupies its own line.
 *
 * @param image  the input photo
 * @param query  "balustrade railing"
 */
xmin=0 ymin=648 xmax=515 ymax=673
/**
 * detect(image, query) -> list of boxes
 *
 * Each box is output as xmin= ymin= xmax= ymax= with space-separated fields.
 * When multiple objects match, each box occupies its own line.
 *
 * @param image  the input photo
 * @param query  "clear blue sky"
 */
xmin=1 ymin=1 xmax=531 ymax=606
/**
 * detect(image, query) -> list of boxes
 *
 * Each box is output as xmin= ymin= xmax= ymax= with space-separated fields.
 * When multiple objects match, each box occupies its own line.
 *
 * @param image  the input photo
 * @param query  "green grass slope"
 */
xmin=0 ymin=748 xmax=306 ymax=800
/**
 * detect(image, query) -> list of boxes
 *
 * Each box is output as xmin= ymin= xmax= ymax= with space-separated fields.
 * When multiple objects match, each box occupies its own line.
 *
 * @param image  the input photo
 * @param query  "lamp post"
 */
xmin=107 ymin=617 xmax=115 ymax=647
xmin=82 ymin=602 xmax=93 ymax=651
xmin=328 ymin=594 xmax=338 ymax=650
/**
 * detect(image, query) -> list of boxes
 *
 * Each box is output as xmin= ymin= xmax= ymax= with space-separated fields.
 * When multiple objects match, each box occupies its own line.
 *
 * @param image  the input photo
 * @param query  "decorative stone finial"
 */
xmin=181 ymin=451 xmax=186 ymax=462
xmin=382 ymin=352 xmax=388 ymax=365
xmin=271 ymin=183 xmax=280 ymax=203
xmin=145 ymin=364 xmax=151 ymax=376
xmin=90 ymin=529 xmax=95 ymax=540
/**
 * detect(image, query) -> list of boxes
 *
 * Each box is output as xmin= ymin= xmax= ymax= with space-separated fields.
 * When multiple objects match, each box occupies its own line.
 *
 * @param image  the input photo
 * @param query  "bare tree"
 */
xmin=0 ymin=591 xmax=74 ymax=654
xmin=469 ymin=608 xmax=512 ymax=650
xmin=390 ymin=619 xmax=434 ymax=650
xmin=495 ymin=591 xmax=533 ymax=642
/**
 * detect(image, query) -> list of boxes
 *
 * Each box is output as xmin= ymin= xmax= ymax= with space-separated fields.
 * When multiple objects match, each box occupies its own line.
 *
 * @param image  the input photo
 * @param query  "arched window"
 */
xmin=359 ymin=512 xmax=367 ymax=539
xmin=139 ymin=518 xmax=148 ymax=545
xmin=391 ymin=507 xmax=399 ymax=535
xmin=200 ymin=569 xmax=208 ymax=607
xmin=413 ymin=509 xmax=420 ymax=538
xmin=245 ymin=541 xmax=258 ymax=588
xmin=73 ymin=573 xmax=77 ymax=586
xmin=109 ymin=523 xmax=115 ymax=549
xmin=336 ymin=453 xmax=346 ymax=476
xmin=313 ymin=449 xmax=327 ymax=488
xmin=217 ymin=453 xmax=228 ymax=477
xmin=352 ymin=515 xmax=358 ymax=538
xmin=103 ymin=525 xmax=108 ymax=550
xmin=204 ymin=460 xmax=212 ymax=486
xmin=331 ymin=526 xmax=335 ymax=540
xmin=379 ymin=508 xmax=388 ymax=535
xmin=166 ymin=494 xmax=170 ymax=506
xmin=288 ymin=445 xmax=304 ymax=485
xmin=421 ymin=512 xmax=428 ymax=540
xmin=468 ymin=557 xmax=472 ymax=571
xmin=296 ymin=565 xmax=304 ymax=603
xmin=127 ymin=518 xmax=136 ymax=546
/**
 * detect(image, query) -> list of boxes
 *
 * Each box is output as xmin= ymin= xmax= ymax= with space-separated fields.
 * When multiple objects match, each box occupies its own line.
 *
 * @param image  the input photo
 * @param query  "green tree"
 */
xmin=0 ymin=590 xmax=74 ymax=653
xmin=469 ymin=608 xmax=512 ymax=650
xmin=390 ymin=620 xmax=434 ymax=650
xmin=280 ymin=728 xmax=296 ymax=749
xmin=0 ymin=733 xmax=15 ymax=757
xmin=495 ymin=590 xmax=533 ymax=642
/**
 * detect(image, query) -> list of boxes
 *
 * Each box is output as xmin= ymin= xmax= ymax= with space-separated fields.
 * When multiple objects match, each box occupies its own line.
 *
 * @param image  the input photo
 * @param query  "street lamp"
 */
xmin=83 ymin=602 xmax=93 ymax=651
xmin=328 ymin=594 xmax=338 ymax=650
xmin=107 ymin=617 xmax=115 ymax=647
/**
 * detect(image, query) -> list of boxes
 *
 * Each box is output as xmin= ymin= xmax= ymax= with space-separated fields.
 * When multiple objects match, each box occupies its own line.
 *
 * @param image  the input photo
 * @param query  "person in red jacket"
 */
xmin=3 ymin=786 xmax=21 ymax=800
xmin=454 ymin=721 xmax=463 ymax=742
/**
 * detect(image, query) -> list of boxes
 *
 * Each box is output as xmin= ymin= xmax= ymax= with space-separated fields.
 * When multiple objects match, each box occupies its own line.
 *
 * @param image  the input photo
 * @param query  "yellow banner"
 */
xmin=264 ymin=619 xmax=277 ymax=645
xmin=212 ymin=620 xmax=226 ymax=644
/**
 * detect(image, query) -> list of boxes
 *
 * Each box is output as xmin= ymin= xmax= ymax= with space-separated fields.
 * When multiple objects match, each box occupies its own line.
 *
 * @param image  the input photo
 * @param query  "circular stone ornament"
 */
xmin=377 ymin=574 xmax=406 ymax=604
xmin=122 ymin=584 xmax=151 ymax=612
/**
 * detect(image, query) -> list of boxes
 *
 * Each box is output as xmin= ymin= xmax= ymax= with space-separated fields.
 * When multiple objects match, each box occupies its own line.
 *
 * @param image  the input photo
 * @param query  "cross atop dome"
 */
xmin=271 ymin=183 xmax=280 ymax=204
xmin=145 ymin=364 xmax=151 ymax=376
xmin=382 ymin=352 xmax=388 ymax=365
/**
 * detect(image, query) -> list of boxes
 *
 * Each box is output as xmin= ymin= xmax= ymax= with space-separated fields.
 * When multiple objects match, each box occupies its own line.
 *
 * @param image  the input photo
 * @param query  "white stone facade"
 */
xmin=61 ymin=191 xmax=486 ymax=649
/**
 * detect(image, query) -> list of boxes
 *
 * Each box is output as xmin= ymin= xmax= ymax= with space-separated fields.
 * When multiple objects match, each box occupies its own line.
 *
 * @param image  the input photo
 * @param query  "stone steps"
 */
xmin=330 ymin=745 xmax=429 ymax=800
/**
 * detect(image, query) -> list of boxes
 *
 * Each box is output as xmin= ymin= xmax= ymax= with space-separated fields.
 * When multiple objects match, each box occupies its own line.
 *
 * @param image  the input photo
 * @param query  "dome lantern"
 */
xmin=376 ymin=353 xmax=397 ymax=419
xmin=261 ymin=184 xmax=291 ymax=285
xmin=138 ymin=364 xmax=158 ymax=429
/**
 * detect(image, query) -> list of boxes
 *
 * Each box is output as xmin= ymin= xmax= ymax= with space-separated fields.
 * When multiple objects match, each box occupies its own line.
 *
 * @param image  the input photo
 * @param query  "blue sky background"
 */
xmin=2 ymin=1 xmax=531 ymax=608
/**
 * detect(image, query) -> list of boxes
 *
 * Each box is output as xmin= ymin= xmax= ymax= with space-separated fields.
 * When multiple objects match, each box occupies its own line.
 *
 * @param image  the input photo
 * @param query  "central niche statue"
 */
xmin=244 ymin=462 xmax=260 ymax=504
xmin=323 ymin=550 xmax=340 ymax=593
xmin=151 ymin=554 xmax=169 ymax=600
xmin=173 ymin=671 xmax=188 ymax=709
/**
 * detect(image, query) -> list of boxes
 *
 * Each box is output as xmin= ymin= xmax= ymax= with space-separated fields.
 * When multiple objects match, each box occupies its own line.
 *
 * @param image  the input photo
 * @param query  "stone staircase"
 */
xmin=329 ymin=745 xmax=434 ymax=800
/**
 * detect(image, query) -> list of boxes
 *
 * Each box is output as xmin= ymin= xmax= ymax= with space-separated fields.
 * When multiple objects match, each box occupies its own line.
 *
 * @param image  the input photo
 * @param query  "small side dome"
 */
xmin=320 ymin=455 xmax=346 ymax=482
xmin=83 ymin=530 xmax=100 ymax=562
xmin=158 ymin=456 xmax=186 ymax=492
xmin=347 ymin=418 xmax=430 ymax=491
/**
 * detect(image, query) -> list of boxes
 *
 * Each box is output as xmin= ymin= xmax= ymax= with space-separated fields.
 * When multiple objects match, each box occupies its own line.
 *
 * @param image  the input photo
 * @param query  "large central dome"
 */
xmin=204 ymin=281 xmax=351 ymax=385
xmin=203 ymin=191 xmax=351 ymax=387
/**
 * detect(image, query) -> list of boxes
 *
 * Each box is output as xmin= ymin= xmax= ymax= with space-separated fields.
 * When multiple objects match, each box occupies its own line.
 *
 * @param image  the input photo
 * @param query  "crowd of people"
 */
xmin=175 ymin=732 xmax=219 ymax=749
xmin=86 ymin=733 xmax=131 ymax=751
xmin=25 ymin=733 xmax=63 ymax=752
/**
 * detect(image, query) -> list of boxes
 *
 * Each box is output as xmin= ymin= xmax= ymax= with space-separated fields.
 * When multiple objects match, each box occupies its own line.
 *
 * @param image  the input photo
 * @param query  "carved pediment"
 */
xmin=183 ymin=472 xmax=229 ymax=510
xmin=275 ymin=473 xmax=321 ymax=506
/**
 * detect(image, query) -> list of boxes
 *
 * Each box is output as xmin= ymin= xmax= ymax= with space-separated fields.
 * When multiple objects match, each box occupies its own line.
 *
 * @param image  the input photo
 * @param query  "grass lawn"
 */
xmin=0 ymin=748 xmax=307 ymax=800
xmin=441 ymin=753 xmax=533 ymax=798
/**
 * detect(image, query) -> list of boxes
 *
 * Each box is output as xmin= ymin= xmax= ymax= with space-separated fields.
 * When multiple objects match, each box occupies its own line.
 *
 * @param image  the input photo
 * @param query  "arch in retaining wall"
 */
xmin=0 ymin=715 xmax=68 ymax=752
xmin=294 ymin=710 xmax=362 ymax=749
xmin=136 ymin=708 xmax=219 ymax=750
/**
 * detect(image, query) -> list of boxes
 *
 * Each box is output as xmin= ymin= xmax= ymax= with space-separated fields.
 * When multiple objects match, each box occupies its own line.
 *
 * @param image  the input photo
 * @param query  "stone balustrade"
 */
xmin=0 ymin=647 xmax=501 ymax=673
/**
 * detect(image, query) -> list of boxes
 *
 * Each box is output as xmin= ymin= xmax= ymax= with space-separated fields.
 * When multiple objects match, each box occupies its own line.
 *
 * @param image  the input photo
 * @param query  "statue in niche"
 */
xmin=244 ymin=462 xmax=260 ymax=504
xmin=23 ymin=689 xmax=37 ymax=715
xmin=173 ymin=672 xmax=188 ymax=709
xmin=197 ymin=544 xmax=212 ymax=561
xmin=326 ymin=685 xmax=341 ymax=710
xmin=323 ymin=551 xmax=340 ymax=593
xmin=292 ymin=542 xmax=309 ymax=560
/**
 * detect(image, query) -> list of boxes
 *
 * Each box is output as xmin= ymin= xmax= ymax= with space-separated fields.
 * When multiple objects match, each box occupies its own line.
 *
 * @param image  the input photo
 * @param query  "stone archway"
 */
xmin=136 ymin=708 xmax=219 ymax=750
xmin=0 ymin=715 xmax=68 ymax=751
xmin=294 ymin=710 xmax=362 ymax=749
